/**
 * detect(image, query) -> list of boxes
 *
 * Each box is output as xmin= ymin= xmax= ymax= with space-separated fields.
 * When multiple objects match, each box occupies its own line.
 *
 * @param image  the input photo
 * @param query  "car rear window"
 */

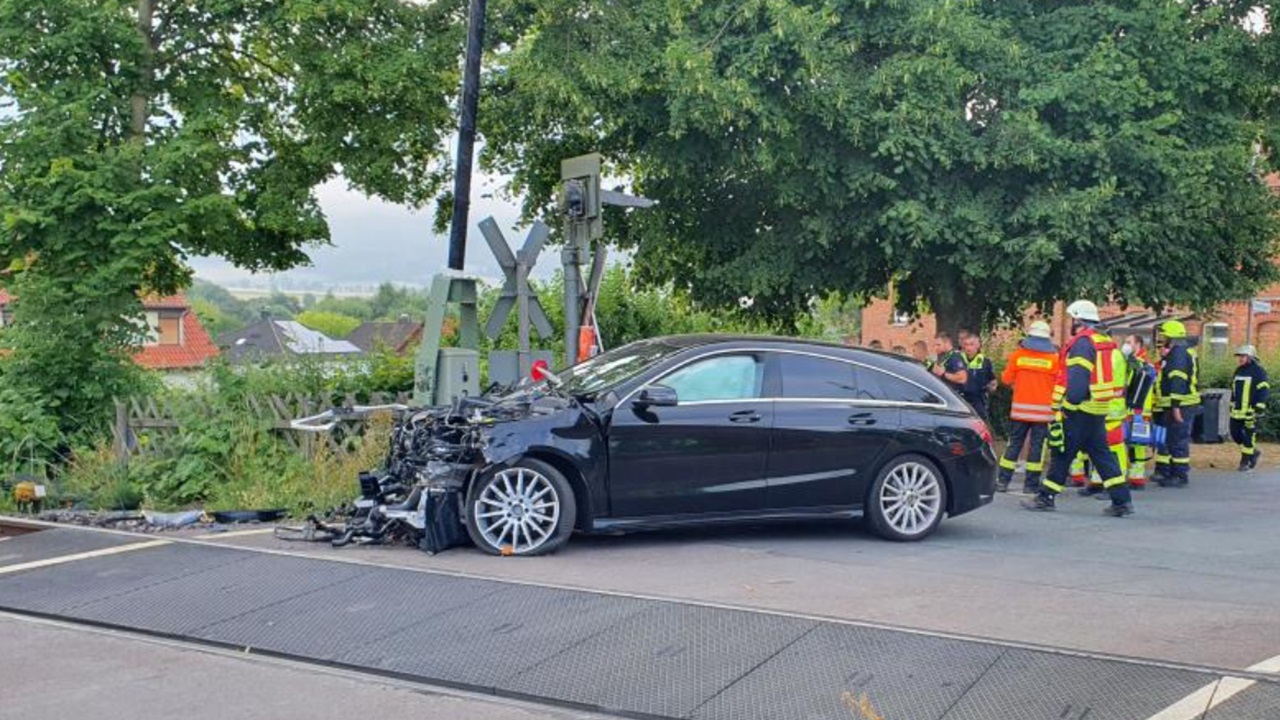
xmin=777 ymin=353 xmax=941 ymax=404
xmin=855 ymin=366 xmax=943 ymax=405
xmin=778 ymin=354 xmax=860 ymax=399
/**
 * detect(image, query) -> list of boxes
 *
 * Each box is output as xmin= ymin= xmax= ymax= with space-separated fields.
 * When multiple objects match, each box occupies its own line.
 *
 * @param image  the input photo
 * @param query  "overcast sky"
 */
xmin=190 ymin=167 xmax=553 ymax=290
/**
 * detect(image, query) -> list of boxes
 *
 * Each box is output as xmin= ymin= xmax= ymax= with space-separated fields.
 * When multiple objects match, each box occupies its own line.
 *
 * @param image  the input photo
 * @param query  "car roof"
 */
xmin=646 ymin=333 xmax=927 ymax=370
xmin=652 ymin=333 xmax=886 ymax=355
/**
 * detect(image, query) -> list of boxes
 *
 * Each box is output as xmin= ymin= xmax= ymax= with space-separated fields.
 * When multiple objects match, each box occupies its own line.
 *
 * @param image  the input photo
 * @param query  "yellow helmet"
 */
xmin=1158 ymin=320 xmax=1187 ymax=339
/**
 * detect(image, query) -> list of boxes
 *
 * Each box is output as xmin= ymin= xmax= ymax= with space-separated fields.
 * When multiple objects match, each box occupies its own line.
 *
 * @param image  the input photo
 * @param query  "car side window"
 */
xmin=778 ymin=354 xmax=861 ymax=399
xmin=856 ymin=366 xmax=942 ymax=405
xmin=660 ymin=355 xmax=763 ymax=402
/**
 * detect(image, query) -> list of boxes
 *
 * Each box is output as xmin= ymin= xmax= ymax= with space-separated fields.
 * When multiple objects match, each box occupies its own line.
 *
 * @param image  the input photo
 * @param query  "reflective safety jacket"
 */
xmin=1001 ymin=341 xmax=1059 ymax=423
xmin=1156 ymin=340 xmax=1200 ymax=409
xmin=1231 ymin=360 xmax=1270 ymax=419
xmin=962 ymin=352 xmax=995 ymax=407
xmin=1054 ymin=326 xmax=1124 ymax=416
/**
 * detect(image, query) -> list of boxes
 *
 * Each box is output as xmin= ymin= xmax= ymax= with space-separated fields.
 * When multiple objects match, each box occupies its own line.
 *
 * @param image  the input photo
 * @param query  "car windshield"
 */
xmin=558 ymin=339 xmax=683 ymax=397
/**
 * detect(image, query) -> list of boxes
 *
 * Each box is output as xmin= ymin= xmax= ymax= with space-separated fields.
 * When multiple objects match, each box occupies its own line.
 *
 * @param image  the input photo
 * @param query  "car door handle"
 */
xmin=729 ymin=410 xmax=762 ymax=424
xmin=848 ymin=413 xmax=877 ymax=426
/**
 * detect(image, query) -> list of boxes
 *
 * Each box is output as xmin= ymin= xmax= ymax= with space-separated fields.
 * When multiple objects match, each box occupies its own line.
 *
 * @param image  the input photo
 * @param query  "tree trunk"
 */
xmin=129 ymin=0 xmax=156 ymax=142
xmin=931 ymin=288 xmax=984 ymax=341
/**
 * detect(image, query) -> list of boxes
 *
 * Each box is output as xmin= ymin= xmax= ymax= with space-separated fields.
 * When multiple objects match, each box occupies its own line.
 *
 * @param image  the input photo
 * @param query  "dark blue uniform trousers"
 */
xmin=1046 ymin=411 xmax=1132 ymax=506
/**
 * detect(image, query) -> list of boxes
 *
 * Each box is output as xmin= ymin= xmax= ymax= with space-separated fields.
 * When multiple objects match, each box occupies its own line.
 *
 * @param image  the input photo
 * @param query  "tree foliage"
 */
xmin=296 ymin=309 xmax=362 ymax=338
xmin=483 ymin=0 xmax=1280 ymax=333
xmin=0 ymin=0 xmax=462 ymax=436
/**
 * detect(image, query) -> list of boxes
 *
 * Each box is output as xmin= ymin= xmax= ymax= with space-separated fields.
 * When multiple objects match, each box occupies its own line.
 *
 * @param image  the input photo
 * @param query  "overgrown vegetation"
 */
xmin=24 ymin=266 xmax=853 ymax=513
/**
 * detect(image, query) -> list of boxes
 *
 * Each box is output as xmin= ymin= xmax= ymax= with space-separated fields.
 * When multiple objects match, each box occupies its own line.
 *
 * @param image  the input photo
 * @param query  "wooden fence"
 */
xmin=111 ymin=392 xmax=411 ymax=463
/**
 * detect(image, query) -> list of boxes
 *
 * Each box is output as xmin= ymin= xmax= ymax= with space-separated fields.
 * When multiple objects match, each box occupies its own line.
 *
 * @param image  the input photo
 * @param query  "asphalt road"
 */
xmin=211 ymin=468 xmax=1280 ymax=672
xmin=0 ymin=614 xmax=613 ymax=720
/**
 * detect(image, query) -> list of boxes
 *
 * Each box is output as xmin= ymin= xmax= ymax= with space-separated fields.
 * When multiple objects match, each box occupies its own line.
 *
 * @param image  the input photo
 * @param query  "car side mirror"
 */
xmin=635 ymin=385 xmax=678 ymax=408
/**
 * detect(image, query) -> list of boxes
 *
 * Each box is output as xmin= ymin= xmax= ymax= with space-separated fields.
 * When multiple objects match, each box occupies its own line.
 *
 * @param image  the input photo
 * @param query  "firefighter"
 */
xmin=1153 ymin=320 xmax=1199 ymax=487
xmin=930 ymin=332 xmax=968 ymax=395
xmin=1123 ymin=334 xmax=1157 ymax=488
xmin=1230 ymin=344 xmax=1270 ymax=472
xmin=997 ymin=321 xmax=1059 ymax=494
xmin=1024 ymin=300 xmax=1134 ymax=517
xmin=1079 ymin=335 xmax=1131 ymax=498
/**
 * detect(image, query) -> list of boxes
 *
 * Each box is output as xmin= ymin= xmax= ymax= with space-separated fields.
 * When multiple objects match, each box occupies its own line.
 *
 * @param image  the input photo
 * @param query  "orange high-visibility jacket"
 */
xmin=1001 ymin=344 xmax=1060 ymax=423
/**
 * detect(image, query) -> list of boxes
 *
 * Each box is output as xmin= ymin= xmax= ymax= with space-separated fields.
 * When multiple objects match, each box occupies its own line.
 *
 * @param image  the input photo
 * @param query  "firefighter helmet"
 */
xmin=1066 ymin=300 xmax=1101 ymax=323
xmin=1158 ymin=320 xmax=1188 ymax=339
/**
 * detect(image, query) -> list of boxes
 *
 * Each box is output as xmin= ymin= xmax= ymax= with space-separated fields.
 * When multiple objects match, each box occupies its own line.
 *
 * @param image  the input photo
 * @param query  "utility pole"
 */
xmin=413 ymin=0 xmax=487 ymax=405
xmin=446 ymin=0 xmax=487 ymax=271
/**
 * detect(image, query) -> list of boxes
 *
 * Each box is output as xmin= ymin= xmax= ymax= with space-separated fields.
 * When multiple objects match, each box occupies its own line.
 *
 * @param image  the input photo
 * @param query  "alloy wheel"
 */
xmin=879 ymin=461 xmax=942 ymax=537
xmin=474 ymin=467 xmax=561 ymax=554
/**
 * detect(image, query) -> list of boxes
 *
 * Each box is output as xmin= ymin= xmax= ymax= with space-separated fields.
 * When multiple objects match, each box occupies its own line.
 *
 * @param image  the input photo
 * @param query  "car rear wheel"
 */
xmin=465 ymin=458 xmax=576 ymax=556
xmin=866 ymin=454 xmax=947 ymax=541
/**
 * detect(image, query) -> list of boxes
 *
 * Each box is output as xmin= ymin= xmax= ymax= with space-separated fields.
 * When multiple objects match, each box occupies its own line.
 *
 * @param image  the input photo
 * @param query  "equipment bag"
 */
xmin=418 ymin=487 xmax=470 ymax=555
xmin=1126 ymin=417 xmax=1166 ymax=447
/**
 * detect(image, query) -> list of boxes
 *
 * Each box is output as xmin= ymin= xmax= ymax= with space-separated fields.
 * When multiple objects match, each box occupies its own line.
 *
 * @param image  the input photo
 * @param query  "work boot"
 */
xmin=1152 ymin=472 xmax=1171 ymax=487
xmin=1250 ymin=449 xmax=1261 ymax=470
xmin=1021 ymin=481 xmax=1040 ymax=495
xmin=996 ymin=477 xmax=1011 ymax=493
xmin=1171 ymin=474 xmax=1189 ymax=488
xmin=1078 ymin=484 xmax=1105 ymax=497
xmin=1021 ymin=493 xmax=1056 ymax=512
xmin=1238 ymin=456 xmax=1252 ymax=473
xmin=1103 ymin=503 xmax=1134 ymax=518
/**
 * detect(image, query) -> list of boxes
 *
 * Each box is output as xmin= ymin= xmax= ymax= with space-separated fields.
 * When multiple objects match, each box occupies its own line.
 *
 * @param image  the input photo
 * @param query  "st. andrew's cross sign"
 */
xmin=480 ymin=217 xmax=553 ymax=378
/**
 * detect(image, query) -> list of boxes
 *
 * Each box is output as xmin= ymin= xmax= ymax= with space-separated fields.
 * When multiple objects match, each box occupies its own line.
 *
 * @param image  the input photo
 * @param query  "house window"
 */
xmin=891 ymin=311 xmax=911 ymax=327
xmin=1204 ymin=322 xmax=1229 ymax=354
xmin=158 ymin=313 xmax=182 ymax=346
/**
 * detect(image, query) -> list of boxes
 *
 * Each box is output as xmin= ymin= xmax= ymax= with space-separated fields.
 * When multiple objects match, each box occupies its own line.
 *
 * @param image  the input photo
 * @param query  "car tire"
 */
xmin=865 ymin=454 xmax=947 ymax=542
xmin=465 ymin=458 xmax=576 ymax=556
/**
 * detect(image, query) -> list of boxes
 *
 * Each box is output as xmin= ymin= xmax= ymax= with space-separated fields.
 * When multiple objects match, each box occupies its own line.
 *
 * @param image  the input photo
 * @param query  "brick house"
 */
xmin=0 ymin=292 xmax=219 ymax=379
xmin=861 ymin=294 xmax=1280 ymax=358
xmin=860 ymin=174 xmax=1280 ymax=356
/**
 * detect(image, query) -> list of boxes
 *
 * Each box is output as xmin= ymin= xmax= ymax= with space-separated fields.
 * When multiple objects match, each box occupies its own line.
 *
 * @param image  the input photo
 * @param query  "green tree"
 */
xmin=0 ymin=0 xmax=461 ymax=437
xmin=483 ymin=0 xmax=1280 ymax=334
xmin=189 ymin=298 xmax=234 ymax=337
xmin=296 ymin=309 xmax=362 ymax=339
xmin=188 ymin=278 xmax=254 ymax=330
xmin=311 ymin=293 xmax=375 ymax=320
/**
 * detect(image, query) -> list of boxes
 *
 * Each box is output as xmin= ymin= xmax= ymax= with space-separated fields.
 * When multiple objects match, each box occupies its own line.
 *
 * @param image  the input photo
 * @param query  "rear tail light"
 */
xmin=971 ymin=418 xmax=994 ymax=446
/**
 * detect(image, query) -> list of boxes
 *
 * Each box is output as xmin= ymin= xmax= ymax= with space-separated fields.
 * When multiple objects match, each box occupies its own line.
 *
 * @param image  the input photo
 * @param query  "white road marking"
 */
xmin=1147 ymin=653 xmax=1280 ymax=720
xmin=0 ymin=539 xmax=169 ymax=575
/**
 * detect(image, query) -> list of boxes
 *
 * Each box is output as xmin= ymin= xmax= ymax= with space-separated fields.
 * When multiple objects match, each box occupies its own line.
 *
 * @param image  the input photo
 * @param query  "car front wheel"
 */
xmin=465 ymin=458 xmax=576 ymax=556
xmin=866 ymin=454 xmax=947 ymax=541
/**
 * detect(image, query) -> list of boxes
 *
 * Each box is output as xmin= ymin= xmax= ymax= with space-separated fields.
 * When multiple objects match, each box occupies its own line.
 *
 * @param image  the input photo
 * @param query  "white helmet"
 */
xmin=1235 ymin=344 xmax=1257 ymax=358
xmin=1066 ymin=300 xmax=1100 ymax=323
xmin=1027 ymin=320 xmax=1052 ymax=339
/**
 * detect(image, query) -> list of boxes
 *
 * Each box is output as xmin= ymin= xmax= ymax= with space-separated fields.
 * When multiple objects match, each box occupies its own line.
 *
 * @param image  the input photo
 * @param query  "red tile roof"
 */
xmin=143 ymin=294 xmax=192 ymax=310
xmin=133 ymin=308 xmax=220 ymax=370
